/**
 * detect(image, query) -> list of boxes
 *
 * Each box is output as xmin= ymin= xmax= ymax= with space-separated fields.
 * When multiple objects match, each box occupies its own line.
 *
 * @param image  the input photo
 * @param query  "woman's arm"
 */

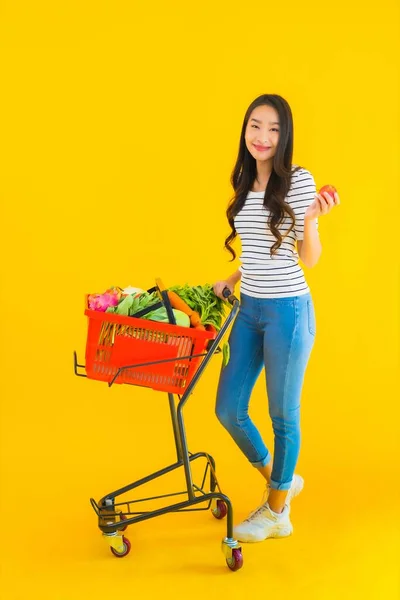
xmin=297 ymin=219 xmax=322 ymax=268
xmin=226 ymin=268 xmax=242 ymax=287
xmin=213 ymin=268 xmax=241 ymax=299
xmin=297 ymin=188 xmax=340 ymax=268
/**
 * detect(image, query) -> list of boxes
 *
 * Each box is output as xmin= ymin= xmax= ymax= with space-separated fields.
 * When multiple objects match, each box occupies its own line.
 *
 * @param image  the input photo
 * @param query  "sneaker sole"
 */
xmin=233 ymin=523 xmax=293 ymax=543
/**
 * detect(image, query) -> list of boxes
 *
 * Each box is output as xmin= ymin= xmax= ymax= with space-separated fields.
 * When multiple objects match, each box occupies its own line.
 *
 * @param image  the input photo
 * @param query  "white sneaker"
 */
xmin=265 ymin=474 xmax=304 ymax=506
xmin=287 ymin=474 xmax=304 ymax=504
xmin=233 ymin=502 xmax=293 ymax=543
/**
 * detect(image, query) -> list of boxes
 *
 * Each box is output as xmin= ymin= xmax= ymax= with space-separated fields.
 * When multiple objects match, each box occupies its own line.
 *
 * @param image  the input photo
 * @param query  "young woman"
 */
xmin=213 ymin=94 xmax=340 ymax=543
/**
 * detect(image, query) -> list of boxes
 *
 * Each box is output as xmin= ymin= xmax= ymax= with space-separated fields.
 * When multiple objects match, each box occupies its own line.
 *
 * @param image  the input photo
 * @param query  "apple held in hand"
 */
xmin=319 ymin=184 xmax=337 ymax=200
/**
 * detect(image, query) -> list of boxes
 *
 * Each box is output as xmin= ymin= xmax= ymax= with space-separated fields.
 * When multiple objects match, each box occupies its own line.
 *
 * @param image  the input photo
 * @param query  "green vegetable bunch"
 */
xmin=168 ymin=283 xmax=227 ymax=331
xmin=106 ymin=291 xmax=159 ymax=317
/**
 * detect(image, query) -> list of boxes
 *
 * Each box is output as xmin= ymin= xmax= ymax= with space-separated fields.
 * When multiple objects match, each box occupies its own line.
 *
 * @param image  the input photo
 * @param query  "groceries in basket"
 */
xmin=88 ymin=282 xmax=227 ymax=332
xmin=82 ymin=279 xmax=231 ymax=392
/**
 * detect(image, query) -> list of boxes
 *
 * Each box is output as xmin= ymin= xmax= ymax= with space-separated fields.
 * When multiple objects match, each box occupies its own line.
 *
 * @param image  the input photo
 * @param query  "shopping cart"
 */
xmin=73 ymin=282 xmax=243 ymax=571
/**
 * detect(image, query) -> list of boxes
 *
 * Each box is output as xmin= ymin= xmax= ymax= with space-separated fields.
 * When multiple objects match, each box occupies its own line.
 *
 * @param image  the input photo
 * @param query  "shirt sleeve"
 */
xmin=292 ymin=169 xmax=319 ymax=240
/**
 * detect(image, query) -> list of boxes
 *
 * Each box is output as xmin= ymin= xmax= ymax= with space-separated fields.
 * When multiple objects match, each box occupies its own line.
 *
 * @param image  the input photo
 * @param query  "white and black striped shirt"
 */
xmin=234 ymin=166 xmax=318 ymax=298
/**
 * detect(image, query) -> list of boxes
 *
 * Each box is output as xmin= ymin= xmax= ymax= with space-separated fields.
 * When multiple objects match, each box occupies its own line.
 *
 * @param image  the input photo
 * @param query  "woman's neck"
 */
xmin=253 ymin=160 xmax=273 ymax=190
xmin=252 ymin=172 xmax=271 ymax=192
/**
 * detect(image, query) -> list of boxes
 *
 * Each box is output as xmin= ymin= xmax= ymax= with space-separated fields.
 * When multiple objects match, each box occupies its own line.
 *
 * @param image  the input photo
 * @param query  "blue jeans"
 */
xmin=215 ymin=292 xmax=316 ymax=491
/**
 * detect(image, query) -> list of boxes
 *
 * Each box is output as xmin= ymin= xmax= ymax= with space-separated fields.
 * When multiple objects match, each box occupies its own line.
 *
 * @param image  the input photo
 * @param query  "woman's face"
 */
xmin=245 ymin=104 xmax=280 ymax=162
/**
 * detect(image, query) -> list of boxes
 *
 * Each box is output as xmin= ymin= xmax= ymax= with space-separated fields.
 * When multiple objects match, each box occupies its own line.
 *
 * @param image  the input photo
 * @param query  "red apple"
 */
xmin=319 ymin=184 xmax=337 ymax=200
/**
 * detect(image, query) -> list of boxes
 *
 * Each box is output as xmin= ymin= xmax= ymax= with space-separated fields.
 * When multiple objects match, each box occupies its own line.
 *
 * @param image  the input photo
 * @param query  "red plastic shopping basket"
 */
xmin=84 ymin=296 xmax=217 ymax=394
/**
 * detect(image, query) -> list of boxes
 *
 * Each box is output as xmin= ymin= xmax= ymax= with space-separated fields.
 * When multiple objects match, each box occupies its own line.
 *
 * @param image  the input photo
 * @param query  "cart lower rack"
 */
xmin=74 ymin=284 xmax=243 ymax=571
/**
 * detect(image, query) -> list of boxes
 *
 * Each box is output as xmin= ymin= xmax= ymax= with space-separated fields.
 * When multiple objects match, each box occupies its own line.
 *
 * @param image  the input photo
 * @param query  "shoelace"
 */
xmin=244 ymin=485 xmax=271 ymax=522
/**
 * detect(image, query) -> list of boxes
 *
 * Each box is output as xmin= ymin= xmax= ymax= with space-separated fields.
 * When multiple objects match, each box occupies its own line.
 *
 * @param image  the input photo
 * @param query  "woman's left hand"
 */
xmin=304 ymin=191 xmax=341 ymax=221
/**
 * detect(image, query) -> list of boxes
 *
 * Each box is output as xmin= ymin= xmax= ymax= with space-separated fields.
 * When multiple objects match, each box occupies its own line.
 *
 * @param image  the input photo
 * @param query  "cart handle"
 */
xmin=222 ymin=286 xmax=238 ymax=305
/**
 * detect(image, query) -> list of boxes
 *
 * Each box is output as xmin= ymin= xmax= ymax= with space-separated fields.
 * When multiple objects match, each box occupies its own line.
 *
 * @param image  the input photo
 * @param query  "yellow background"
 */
xmin=1 ymin=1 xmax=399 ymax=598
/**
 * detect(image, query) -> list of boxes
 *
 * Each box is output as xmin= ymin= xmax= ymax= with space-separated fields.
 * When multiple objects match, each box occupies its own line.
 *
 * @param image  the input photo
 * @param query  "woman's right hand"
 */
xmin=213 ymin=280 xmax=234 ymax=300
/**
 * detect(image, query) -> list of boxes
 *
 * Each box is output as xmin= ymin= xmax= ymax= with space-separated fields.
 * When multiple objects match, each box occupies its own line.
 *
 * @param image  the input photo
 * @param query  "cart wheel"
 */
xmin=118 ymin=513 xmax=128 ymax=531
xmin=226 ymin=548 xmax=243 ymax=571
xmin=212 ymin=500 xmax=227 ymax=520
xmin=110 ymin=536 xmax=131 ymax=558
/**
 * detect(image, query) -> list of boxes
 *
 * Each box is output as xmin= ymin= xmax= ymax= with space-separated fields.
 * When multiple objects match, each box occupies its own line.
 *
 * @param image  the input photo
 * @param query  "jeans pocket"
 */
xmin=307 ymin=299 xmax=316 ymax=336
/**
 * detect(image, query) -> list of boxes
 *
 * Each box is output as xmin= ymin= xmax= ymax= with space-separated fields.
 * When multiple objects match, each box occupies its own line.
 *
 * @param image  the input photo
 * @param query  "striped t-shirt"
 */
xmin=234 ymin=166 xmax=318 ymax=299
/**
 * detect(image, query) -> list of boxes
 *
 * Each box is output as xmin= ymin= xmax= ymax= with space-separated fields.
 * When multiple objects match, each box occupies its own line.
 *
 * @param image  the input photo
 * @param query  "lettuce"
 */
xmin=143 ymin=307 xmax=190 ymax=327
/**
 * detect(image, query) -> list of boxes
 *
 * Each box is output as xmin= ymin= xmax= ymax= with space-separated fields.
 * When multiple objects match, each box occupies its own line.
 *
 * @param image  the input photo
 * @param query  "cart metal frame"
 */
xmin=74 ymin=289 xmax=243 ymax=570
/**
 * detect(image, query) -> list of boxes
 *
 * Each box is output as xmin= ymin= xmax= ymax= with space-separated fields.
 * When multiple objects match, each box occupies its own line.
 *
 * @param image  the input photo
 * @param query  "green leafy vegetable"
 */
xmin=106 ymin=291 xmax=160 ymax=317
xmin=106 ymin=291 xmax=190 ymax=327
xmin=168 ymin=283 xmax=227 ymax=331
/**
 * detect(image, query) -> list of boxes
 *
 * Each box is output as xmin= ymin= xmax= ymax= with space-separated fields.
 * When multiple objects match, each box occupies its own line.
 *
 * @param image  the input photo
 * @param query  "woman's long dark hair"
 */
xmin=225 ymin=94 xmax=302 ymax=260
